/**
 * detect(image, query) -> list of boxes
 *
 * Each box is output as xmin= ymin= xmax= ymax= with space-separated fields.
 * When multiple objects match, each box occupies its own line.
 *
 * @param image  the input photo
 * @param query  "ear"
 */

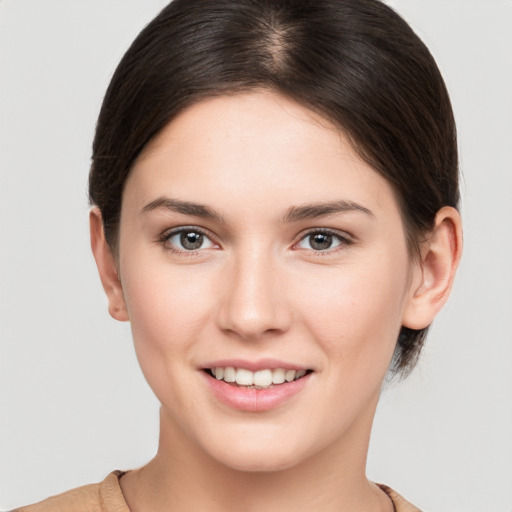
xmin=402 ymin=206 xmax=463 ymax=330
xmin=90 ymin=208 xmax=129 ymax=322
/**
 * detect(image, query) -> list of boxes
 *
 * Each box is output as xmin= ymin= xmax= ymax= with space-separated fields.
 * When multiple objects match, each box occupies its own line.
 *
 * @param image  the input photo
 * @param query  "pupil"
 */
xmin=181 ymin=231 xmax=203 ymax=250
xmin=311 ymin=233 xmax=332 ymax=250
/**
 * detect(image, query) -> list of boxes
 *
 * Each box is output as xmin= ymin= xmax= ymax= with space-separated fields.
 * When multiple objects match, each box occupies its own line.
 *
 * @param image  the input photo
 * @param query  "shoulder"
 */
xmin=11 ymin=471 xmax=129 ymax=512
xmin=377 ymin=484 xmax=423 ymax=512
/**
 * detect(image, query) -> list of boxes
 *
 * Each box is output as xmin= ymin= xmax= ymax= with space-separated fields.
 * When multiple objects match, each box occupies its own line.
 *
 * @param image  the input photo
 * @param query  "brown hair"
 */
xmin=89 ymin=0 xmax=459 ymax=376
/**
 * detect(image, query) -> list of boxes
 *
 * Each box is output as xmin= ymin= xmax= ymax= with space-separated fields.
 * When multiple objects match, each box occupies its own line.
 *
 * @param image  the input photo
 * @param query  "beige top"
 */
xmin=13 ymin=471 xmax=421 ymax=512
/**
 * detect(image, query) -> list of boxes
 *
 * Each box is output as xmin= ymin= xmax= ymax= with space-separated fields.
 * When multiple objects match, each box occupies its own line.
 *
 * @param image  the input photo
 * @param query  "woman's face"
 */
xmin=117 ymin=91 xmax=420 ymax=471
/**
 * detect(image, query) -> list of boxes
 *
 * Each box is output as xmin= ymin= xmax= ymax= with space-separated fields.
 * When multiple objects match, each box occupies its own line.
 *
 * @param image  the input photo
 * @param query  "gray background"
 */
xmin=1 ymin=1 xmax=511 ymax=510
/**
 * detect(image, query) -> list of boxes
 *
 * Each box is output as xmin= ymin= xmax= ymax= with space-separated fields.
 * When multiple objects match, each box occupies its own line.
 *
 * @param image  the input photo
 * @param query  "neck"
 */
xmin=120 ymin=400 xmax=392 ymax=512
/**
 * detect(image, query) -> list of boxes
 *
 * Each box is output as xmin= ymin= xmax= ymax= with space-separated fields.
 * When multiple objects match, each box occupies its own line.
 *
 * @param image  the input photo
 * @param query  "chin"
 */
xmin=202 ymin=428 xmax=314 ymax=473
xmin=216 ymin=450 xmax=304 ymax=473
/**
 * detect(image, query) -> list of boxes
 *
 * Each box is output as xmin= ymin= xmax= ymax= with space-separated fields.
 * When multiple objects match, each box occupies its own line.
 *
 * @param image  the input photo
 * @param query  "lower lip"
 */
xmin=202 ymin=371 xmax=311 ymax=412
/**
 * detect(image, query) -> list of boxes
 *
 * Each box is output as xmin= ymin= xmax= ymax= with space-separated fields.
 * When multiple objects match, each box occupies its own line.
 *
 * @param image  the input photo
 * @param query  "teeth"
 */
xmin=272 ymin=368 xmax=285 ymax=384
xmin=223 ymin=367 xmax=236 ymax=383
xmin=253 ymin=369 xmax=272 ymax=387
xmin=235 ymin=368 xmax=254 ymax=386
xmin=285 ymin=369 xmax=296 ymax=382
xmin=210 ymin=366 xmax=308 ymax=387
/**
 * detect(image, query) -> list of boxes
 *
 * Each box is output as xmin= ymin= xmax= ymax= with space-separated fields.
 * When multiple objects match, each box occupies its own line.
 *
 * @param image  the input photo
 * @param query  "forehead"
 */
xmin=126 ymin=91 xmax=401 ymax=222
xmin=138 ymin=90 xmax=345 ymax=167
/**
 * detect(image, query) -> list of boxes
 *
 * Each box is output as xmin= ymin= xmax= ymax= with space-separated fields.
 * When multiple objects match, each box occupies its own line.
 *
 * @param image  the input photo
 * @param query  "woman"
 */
xmin=14 ymin=0 xmax=462 ymax=510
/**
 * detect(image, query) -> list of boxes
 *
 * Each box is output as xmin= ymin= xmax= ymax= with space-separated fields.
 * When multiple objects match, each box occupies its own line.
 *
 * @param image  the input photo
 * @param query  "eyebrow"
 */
xmin=140 ymin=197 xmax=225 ymax=223
xmin=282 ymin=200 xmax=373 ymax=223
xmin=140 ymin=196 xmax=373 ymax=224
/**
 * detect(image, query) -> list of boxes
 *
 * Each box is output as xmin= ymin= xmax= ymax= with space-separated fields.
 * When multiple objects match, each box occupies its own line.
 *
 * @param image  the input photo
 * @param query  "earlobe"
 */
xmin=402 ymin=206 xmax=463 ymax=330
xmin=89 ymin=208 xmax=129 ymax=322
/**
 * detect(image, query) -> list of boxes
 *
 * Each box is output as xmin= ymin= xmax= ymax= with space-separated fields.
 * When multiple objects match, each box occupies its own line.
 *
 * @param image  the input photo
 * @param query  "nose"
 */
xmin=216 ymin=247 xmax=292 ymax=341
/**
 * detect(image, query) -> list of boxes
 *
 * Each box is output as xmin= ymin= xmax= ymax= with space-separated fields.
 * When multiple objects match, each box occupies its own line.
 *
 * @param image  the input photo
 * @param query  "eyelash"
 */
xmin=158 ymin=226 xmax=217 ymax=256
xmin=158 ymin=227 xmax=353 ymax=256
xmin=294 ymin=228 xmax=354 ymax=255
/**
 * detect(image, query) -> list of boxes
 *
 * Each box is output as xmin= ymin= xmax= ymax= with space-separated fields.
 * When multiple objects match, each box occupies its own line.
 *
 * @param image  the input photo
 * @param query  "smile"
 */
xmin=207 ymin=367 xmax=310 ymax=389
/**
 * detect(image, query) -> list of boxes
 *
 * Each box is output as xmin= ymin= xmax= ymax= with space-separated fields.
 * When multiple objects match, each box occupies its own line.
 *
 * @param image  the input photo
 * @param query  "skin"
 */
xmin=91 ymin=91 xmax=462 ymax=512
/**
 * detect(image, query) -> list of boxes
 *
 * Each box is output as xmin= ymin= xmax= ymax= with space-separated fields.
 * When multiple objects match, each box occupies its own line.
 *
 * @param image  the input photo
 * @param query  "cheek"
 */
xmin=296 ymin=254 xmax=410 ymax=369
xmin=119 ymin=251 xmax=215 ymax=392
xmin=126 ymin=274 xmax=206 ymax=339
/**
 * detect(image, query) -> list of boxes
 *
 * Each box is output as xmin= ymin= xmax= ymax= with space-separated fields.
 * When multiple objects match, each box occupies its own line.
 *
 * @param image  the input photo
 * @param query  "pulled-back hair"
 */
xmin=89 ymin=0 xmax=459 ymax=376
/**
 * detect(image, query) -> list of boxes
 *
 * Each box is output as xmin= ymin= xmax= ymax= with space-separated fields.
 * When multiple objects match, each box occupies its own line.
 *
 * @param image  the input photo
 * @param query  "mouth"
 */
xmin=204 ymin=367 xmax=313 ymax=389
xmin=201 ymin=362 xmax=314 ymax=411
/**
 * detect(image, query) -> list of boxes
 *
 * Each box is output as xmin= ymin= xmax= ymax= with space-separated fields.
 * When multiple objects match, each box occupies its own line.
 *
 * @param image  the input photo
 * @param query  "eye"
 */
xmin=296 ymin=230 xmax=349 ymax=252
xmin=164 ymin=228 xmax=216 ymax=252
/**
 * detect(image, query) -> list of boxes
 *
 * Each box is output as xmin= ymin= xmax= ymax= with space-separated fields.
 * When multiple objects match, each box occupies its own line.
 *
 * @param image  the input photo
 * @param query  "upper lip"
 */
xmin=201 ymin=358 xmax=311 ymax=372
